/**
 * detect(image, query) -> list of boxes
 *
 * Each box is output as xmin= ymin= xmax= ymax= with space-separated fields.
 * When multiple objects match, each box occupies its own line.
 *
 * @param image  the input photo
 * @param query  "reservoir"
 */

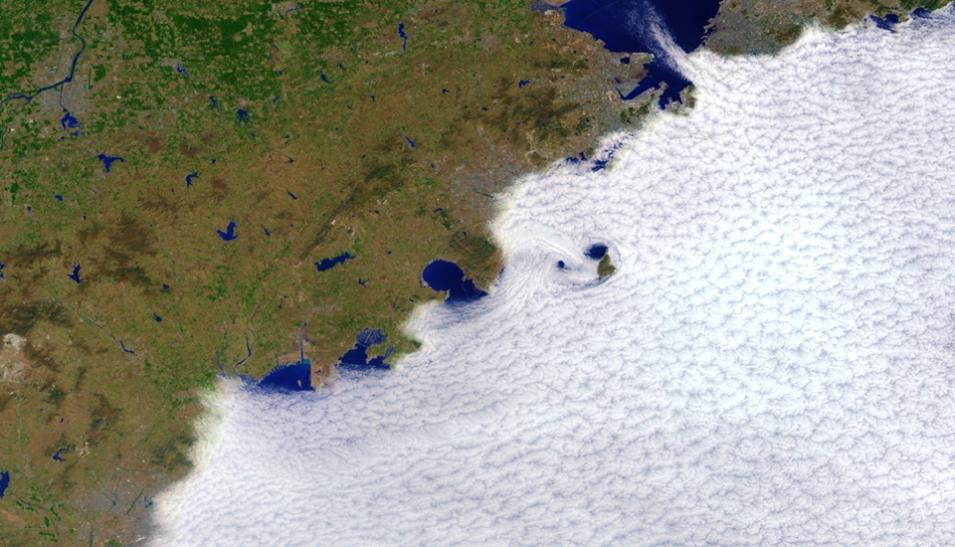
xmin=315 ymin=252 xmax=354 ymax=272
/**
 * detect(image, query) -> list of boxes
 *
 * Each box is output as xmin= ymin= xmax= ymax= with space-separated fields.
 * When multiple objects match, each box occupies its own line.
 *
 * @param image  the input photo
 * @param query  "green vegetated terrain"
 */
xmin=707 ymin=0 xmax=948 ymax=53
xmin=0 ymin=0 xmax=941 ymax=543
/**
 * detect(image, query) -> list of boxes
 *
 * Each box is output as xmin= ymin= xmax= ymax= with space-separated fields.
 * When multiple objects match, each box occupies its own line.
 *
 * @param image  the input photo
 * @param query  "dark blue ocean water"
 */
xmin=586 ymin=244 xmax=608 ymax=260
xmin=338 ymin=328 xmax=392 ymax=371
xmin=257 ymin=361 xmax=313 ymax=391
xmin=871 ymin=13 xmax=899 ymax=30
xmin=562 ymin=0 xmax=720 ymax=107
xmin=422 ymin=259 xmax=487 ymax=303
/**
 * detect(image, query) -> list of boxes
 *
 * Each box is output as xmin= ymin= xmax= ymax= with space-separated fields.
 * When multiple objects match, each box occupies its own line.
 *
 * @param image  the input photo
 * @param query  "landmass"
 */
xmin=707 ymin=0 xmax=948 ymax=53
xmin=0 ymin=0 xmax=941 ymax=543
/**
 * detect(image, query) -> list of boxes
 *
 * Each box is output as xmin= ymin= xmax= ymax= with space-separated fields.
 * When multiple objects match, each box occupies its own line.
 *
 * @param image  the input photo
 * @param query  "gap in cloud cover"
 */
xmin=151 ymin=7 xmax=955 ymax=545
